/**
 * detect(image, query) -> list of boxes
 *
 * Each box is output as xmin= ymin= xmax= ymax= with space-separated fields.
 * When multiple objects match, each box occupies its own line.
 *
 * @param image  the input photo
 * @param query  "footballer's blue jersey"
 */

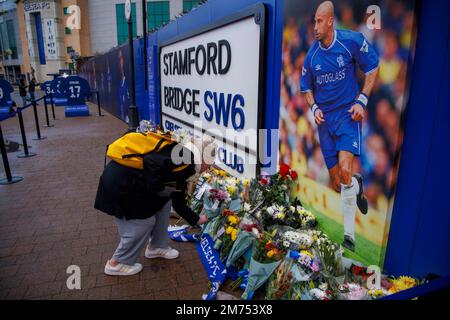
xmin=300 ymin=29 xmax=379 ymax=113
xmin=119 ymin=76 xmax=130 ymax=121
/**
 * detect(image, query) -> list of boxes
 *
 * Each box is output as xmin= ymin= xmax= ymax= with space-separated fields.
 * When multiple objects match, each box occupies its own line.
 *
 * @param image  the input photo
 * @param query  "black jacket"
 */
xmin=94 ymin=143 xmax=199 ymax=225
xmin=29 ymin=80 xmax=36 ymax=93
xmin=19 ymin=80 xmax=27 ymax=97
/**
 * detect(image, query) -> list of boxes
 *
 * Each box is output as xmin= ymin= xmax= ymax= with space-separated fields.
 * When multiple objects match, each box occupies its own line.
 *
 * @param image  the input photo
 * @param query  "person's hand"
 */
xmin=196 ymin=215 xmax=208 ymax=225
xmin=349 ymin=103 xmax=365 ymax=121
xmin=314 ymin=108 xmax=325 ymax=125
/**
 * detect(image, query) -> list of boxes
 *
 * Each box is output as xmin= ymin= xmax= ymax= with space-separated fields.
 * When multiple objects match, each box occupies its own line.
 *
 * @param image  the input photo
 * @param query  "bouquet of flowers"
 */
xmin=290 ymin=250 xmax=320 ymax=281
xmin=367 ymin=288 xmax=390 ymax=299
xmin=286 ymin=202 xmax=317 ymax=229
xmin=347 ymin=264 xmax=375 ymax=285
xmin=281 ymin=230 xmax=314 ymax=251
xmin=311 ymin=230 xmax=344 ymax=278
xmin=388 ymin=276 xmax=418 ymax=294
xmin=257 ymin=163 xmax=298 ymax=206
xmin=261 ymin=202 xmax=316 ymax=230
xmin=226 ymin=209 xmax=258 ymax=268
xmin=294 ymin=282 xmax=334 ymax=300
xmin=266 ymin=259 xmax=294 ymax=300
xmin=217 ymin=210 xmax=241 ymax=260
xmin=262 ymin=204 xmax=287 ymax=225
xmin=337 ymin=282 xmax=368 ymax=300
xmin=309 ymin=288 xmax=331 ymax=300
xmin=241 ymin=229 xmax=285 ymax=299
xmin=203 ymin=188 xmax=231 ymax=218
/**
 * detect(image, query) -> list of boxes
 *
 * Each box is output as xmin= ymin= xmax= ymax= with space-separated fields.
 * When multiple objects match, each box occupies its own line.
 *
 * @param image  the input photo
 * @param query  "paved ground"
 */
xmin=0 ymin=90 xmax=208 ymax=300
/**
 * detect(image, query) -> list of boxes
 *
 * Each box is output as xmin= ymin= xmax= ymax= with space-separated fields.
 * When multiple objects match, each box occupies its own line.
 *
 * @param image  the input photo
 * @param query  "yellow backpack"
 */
xmin=106 ymin=131 xmax=182 ymax=170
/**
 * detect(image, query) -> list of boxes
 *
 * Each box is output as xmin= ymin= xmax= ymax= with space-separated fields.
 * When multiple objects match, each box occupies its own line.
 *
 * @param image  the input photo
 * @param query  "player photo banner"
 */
xmin=79 ymin=44 xmax=131 ymax=122
xmin=279 ymin=0 xmax=417 ymax=266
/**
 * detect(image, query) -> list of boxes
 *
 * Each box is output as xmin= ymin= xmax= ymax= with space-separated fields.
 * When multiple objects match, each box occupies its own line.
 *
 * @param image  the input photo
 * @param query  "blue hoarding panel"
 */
xmin=384 ymin=0 xmax=450 ymax=277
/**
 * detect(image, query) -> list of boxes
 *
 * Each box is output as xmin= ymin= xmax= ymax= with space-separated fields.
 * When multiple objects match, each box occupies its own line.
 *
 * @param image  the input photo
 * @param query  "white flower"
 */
xmin=283 ymin=241 xmax=290 ymax=248
xmin=266 ymin=207 xmax=275 ymax=215
xmin=290 ymin=206 xmax=295 ymax=212
xmin=319 ymin=283 xmax=328 ymax=291
xmin=243 ymin=203 xmax=251 ymax=212
xmin=281 ymin=185 xmax=288 ymax=190
xmin=310 ymin=288 xmax=327 ymax=300
xmin=252 ymin=228 xmax=260 ymax=238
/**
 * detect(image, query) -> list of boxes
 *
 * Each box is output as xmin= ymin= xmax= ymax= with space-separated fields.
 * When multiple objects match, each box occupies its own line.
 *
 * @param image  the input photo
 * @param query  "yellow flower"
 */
xmin=227 ymin=216 xmax=238 ymax=225
xmin=231 ymin=229 xmax=238 ymax=241
xmin=227 ymin=185 xmax=236 ymax=195
xmin=389 ymin=276 xmax=417 ymax=293
xmin=369 ymin=289 xmax=385 ymax=298
xmin=226 ymin=226 xmax=233 ymax=235
xmin=243 ymin=179 xmax=250 ymax=187
xmin=267 ymin=250 xmax=275 ymax=258
xmin=219 ymin=170 xmax=227 ymax=177
xmin=301 ymin=250 xmax=313 ymax=257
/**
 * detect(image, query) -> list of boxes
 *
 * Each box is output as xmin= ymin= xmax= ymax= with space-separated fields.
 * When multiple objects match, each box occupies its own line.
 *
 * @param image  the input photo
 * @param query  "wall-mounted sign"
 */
xmin=159 ymin=7 xmax=266 ymax=179
xmin=24 ymin=1 xmax=51 ymax=12
xmin=44 ymin=18 xmax=58 ymax=60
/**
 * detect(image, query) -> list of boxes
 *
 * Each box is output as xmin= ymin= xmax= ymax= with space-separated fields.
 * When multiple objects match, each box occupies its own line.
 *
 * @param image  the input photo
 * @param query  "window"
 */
xmin=0 ymin=22 xmax=8 ymax=60
xmin=183 ymin=0 xmax=200 ymax=13
xmin=67 ymin=46 xmax=74 ymax=54
xmin=147 ymin=1 xmax=170 ymax=31
xmin=65 ymin=27 xmax=72 ymax=34
xmin=6 ymin=20 xmax=17 ymax=59
xmin=63 ymin=7 xmax=69 ymax=15
xmin=116 ymin=3 xmax=137 ymax=46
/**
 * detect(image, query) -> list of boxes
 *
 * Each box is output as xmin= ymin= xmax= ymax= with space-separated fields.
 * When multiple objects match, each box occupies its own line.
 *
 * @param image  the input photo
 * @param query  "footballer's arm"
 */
xmin=349 ymin=67 xmax=379 ymax=121
xmin=304 ymin=90 xmax=325 ymax=125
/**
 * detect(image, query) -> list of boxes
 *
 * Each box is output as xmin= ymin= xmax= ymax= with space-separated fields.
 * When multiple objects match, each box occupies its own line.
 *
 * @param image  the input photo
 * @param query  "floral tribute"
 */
xmin=184 ymin=164 xmax=423 ymax=300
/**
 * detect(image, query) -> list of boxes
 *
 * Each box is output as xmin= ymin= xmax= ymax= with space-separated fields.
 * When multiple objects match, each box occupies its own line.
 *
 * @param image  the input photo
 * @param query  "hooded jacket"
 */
xmin=94 ymin=142 xmax=199 ymax=225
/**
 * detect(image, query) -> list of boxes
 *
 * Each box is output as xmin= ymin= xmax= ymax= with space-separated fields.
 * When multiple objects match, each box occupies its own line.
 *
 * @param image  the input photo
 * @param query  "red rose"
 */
xmin=265 ymin=241 xmax=274 ymax=250
xmin=290 ymin=170 xmax=298 ymax=180
xmin=279 ymin=163 xmax=290 ymax=177
xmin=260 ymin=178 xmax=268 ymax=185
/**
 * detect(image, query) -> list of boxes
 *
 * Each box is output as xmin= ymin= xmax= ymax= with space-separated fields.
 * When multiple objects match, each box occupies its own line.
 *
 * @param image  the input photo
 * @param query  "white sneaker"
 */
xmin=145 ymin=246 xmax=179 ymax=259
xmin=104 ymin=260 xmax=143 ymax=276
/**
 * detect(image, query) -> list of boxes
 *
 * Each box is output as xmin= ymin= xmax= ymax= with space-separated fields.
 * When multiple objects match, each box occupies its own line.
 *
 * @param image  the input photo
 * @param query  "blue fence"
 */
xmin=78 ymin=0 xmax=450 ymax=283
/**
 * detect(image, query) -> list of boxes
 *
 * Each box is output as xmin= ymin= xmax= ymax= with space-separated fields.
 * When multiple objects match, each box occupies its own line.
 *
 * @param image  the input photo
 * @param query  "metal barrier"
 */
xmin=16 ymin=103 xmax=36 ymax=158
xmin=43 ymin=95 xmax=54 ymax=128
xmin=49 ymin=92 xmax=57 ymax=121
xmin=0 ymin=123 xmax=23 ymax=185
xmin=31 ymin=96 xmax=47 ymax=140
xmin=89 ymin=90 xmax=104 ymax=117
xmin=1 ymin=95 xmax=47 ymax=184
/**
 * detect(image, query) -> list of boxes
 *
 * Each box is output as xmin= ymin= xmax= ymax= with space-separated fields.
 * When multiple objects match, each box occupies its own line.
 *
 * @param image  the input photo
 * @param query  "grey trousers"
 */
xmin=112 ymin=200 xmax=172 ymax=265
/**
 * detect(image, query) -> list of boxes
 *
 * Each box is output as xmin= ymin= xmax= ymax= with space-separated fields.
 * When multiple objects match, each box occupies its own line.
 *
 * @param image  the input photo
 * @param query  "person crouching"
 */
xmin=94 ymin=133 xmax=213 ymax=276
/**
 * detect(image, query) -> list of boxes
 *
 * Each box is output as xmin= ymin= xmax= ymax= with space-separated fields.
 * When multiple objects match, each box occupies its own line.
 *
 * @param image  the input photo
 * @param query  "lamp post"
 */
xmin=125 ymin=0 xmax=138 ymax=130
xmin=142 ymin=0 xmax=148 ymax=90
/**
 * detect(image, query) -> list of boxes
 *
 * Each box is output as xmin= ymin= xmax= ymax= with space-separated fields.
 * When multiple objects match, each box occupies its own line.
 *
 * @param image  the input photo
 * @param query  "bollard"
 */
xmin=96 ymin=91 xmax=104 ymax=117
xmin=43 ymin=96 xmax=54 ymax=128
xmin=50 ymin=92 xmax=57 ymax=120
xmin=17 ymin=108 xmax=36 ymax=158
xmin=0 ymin=123 xmax=23 ymax=185
xmin=32 ymin=99 xmax=47 ymax=141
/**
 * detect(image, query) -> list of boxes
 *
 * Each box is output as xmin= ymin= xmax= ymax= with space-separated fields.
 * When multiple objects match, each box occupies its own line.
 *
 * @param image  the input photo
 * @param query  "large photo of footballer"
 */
xmin=280 ymin=0 xmax=417 ymax=266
